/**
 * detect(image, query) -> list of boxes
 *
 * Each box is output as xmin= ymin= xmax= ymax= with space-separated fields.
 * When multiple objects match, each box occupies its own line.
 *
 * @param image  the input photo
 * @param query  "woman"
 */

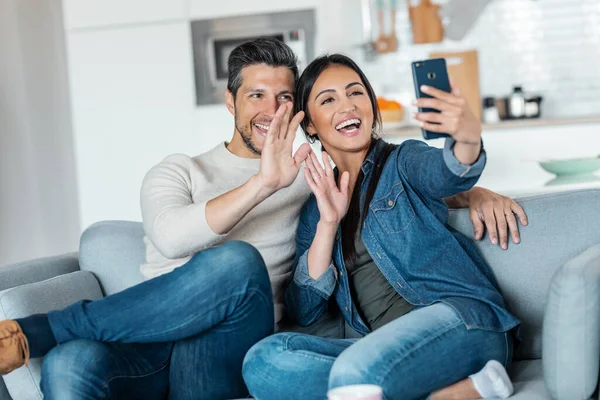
xmin=242 ymin=54 xmax=519 ymax=400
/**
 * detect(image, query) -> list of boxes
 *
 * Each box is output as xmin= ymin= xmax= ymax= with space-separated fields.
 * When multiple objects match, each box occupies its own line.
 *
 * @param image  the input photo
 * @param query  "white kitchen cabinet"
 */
xmin=66 ymin=22 xmax=196 ymax=228
xmin=188 ymin=0 xmax=356 ymax=55
xmin=189 ymin=0 xmax=319 ymax=20
xmin=63 ymin=0 xmax=188 ymax=30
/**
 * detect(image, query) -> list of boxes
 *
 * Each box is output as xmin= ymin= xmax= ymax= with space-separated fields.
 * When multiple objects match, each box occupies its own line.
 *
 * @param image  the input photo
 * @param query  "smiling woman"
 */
xmin=294 ymin=55 xmax=381 ymax=150
xmin=243 ymin=53 xmax=519 ymax=400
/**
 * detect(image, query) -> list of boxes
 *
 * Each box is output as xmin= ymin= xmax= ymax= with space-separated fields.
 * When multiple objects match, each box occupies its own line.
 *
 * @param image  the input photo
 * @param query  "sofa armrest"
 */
xmin=0 ymin=253 xmax=80 ymax=292
xmin=543 ymin=243 xmax=600 ymax=400
xmin=0 ymin=271 xmax=103 ymax=400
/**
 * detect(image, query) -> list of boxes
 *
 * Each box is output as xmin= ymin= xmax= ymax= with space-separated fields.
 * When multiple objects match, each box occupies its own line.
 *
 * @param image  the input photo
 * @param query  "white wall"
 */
xmin=63 ymin=1 xmax=600 ymax=230
xmin=0 ymin=0 xmax=80 ymax=265
xmin=64 ymin=0 xmax=361 ymax=230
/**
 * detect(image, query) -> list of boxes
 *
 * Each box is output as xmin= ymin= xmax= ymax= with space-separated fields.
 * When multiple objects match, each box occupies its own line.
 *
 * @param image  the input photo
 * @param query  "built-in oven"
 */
xmin=191 ymin=9 xmax=316 ymax=105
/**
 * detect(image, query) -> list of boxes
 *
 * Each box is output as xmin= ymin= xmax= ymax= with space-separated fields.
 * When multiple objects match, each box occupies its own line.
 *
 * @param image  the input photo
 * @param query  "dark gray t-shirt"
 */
xmin=349 ymin=235 xmax=415 ymax=331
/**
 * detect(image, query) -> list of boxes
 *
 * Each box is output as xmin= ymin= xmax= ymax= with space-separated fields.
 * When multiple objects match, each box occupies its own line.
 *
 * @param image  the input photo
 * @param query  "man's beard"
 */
xmin=235 ymin=116 xmax=262 ymax=156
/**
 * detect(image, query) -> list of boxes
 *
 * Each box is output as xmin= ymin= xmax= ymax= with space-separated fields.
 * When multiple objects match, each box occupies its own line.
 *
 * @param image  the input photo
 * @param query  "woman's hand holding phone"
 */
xmin=413 ymin=81 xmax=482 ymax=165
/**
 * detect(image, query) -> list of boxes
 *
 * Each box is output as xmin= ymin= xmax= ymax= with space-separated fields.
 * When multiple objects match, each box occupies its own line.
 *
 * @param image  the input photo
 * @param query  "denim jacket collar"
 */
xmin=360 ymin=138 xmax=388 ymax=176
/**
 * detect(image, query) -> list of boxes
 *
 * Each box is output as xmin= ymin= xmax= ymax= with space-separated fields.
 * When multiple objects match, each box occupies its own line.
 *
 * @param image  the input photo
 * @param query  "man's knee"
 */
xmin=41 ymin=340 xmax=109 ymax=398
xmin=189 ymin=241 xmax=269 ymax=286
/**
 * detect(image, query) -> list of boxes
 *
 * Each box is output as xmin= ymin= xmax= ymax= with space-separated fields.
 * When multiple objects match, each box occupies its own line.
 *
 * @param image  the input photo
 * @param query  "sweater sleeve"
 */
xmin=140 ymin=155 xmax=225 ymax=259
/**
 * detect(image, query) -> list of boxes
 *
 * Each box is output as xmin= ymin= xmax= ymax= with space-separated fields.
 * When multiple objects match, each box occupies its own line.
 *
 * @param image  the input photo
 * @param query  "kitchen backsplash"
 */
xmin=352 ymin=0 xmax=600 ymax=118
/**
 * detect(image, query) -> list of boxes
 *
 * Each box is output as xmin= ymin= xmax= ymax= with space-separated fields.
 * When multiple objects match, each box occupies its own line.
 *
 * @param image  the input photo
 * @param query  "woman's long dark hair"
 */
xmin=294 ymin=54 xmax=396 ymax=265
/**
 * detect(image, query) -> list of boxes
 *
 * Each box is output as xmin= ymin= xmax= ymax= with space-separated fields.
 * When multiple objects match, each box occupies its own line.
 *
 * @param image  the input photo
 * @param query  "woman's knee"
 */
xmin=328 ymin=347 xmax=374 ymax=389
xmin=242 ymin=334 xmax=289 ymax=392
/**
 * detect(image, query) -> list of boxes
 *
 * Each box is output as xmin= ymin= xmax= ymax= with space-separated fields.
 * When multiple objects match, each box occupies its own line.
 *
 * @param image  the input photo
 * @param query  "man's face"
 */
xmin=226 ymin=64 xmax=295 ymax=157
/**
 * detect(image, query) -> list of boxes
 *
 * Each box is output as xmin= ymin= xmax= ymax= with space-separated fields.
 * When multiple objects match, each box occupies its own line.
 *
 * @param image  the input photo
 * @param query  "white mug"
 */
xmin=327 ymin=384 xmax=383 ymax=400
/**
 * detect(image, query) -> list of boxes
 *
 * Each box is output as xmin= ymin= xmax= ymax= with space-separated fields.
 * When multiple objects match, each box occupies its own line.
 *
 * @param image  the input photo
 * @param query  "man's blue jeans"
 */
xmin=39 ymin=241 xmax=274 ymax=400
xmin=243 ymin=303 xmax=513 ymax=400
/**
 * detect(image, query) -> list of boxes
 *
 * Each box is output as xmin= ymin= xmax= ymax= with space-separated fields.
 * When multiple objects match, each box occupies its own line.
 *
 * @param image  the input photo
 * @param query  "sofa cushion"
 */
xmin=543 ymin=243 xmax=600 ymax=400
xmin=0 ymin=271 xmax=103 ymax=400
xmin=79 ymin=221 xmax=146 ymax=296
xmin=0 ymin=253 xmax=79 ymax=292
xmin=508 ymin=360 xmax=552 ymax=399
xmin=448 ymin=189 xmax=600 ymax=359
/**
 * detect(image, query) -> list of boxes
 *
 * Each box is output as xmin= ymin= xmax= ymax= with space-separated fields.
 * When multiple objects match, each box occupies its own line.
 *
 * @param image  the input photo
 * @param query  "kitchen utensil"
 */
xmin=408 ymin=0 xmax=444 ymax=44
xmin=387 ymin=0 xmax=399 ymax=52
xmin=375 ymin=0 xmax=390 ymax=53
xmin=429 ymin=49 xmax=481 ymax=121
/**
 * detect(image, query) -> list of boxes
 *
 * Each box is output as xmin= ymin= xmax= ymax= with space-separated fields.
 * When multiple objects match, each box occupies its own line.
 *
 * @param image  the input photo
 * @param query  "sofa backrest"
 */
xmin=79 ymin=189 xmax=600 ymax=361
xmin=79 ymin=220 xmax=146 ymax=295
xmin=448 ymin=189 xmax=600 ymax=360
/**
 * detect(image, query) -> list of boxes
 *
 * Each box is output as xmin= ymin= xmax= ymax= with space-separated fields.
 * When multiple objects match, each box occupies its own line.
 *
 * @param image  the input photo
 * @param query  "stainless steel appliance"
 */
xmin=191 ymin=10 xmax=316 ymax=105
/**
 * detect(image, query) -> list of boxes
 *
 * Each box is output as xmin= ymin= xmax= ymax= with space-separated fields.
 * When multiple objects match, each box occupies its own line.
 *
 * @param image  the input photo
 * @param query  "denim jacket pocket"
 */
xmin=370 ymin=181 xmax=416 ymax=234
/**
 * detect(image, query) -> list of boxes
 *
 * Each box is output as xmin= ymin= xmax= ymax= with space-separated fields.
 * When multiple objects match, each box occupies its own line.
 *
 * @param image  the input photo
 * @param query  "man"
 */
xmin=0 ymin=38 xmax=527 ymax=399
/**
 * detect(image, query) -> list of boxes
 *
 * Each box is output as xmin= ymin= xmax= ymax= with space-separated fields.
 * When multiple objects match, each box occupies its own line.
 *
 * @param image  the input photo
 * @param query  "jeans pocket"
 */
xmin=370 ymin=181 xmax=416 ymax=234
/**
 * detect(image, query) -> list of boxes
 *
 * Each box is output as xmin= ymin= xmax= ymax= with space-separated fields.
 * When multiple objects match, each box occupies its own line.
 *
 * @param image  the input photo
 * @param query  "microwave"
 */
xmin=191 ymin=10 xmax=316 ymax=105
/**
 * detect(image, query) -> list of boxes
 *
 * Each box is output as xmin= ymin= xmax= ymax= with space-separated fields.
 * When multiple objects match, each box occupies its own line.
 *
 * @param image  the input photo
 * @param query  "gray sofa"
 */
xmin=1 ymin=189 xmax=600 ymax=400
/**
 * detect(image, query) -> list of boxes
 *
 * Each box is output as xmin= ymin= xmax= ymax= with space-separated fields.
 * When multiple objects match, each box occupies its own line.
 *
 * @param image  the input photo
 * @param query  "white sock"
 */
xmin=469 ymin=360 xmax=514 ymax=399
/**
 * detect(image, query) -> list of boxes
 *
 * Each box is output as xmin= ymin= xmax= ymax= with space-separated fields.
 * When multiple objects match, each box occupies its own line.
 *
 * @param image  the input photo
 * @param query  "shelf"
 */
xmin=381 ymin=115 xmax=600 ymax=138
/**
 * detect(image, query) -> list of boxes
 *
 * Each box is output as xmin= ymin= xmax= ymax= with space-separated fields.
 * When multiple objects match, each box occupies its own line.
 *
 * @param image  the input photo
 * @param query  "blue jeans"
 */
xmin=243 ymin=303 xmax=513 ymax=400
xmin=40 ymin=241 xmax=274 ymax=400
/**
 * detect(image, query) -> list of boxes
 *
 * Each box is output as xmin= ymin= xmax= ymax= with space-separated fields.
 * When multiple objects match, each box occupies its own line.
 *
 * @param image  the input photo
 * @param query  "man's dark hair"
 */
xmin=227 ymin=37 xmax=299 ymax=99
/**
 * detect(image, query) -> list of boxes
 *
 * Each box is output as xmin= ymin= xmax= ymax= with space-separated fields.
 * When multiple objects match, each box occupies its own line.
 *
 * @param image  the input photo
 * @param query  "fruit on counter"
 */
xmin=377 ymin=97 xmax=405 ymax=123
xmin=377 ymin=97 xmax=403 ymax=110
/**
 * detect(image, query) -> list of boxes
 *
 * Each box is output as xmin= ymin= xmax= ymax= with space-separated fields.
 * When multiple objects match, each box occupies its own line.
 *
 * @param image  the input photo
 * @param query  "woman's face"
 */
xmin=306 ymin=65 xmax=374 ymax=155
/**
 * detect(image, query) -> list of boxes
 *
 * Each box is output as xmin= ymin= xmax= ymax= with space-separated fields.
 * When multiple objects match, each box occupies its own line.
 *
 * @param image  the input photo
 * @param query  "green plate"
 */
xmin=539 ymin=156 xmax=600 ymax=176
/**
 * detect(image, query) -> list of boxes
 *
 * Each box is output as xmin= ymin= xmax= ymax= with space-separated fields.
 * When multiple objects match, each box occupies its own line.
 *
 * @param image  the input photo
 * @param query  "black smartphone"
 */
xmin=411 ymin=58 xmax=452 ymax=140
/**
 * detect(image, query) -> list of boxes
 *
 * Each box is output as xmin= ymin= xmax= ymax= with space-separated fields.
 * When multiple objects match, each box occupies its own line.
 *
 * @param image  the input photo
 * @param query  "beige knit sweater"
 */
xmin=140 ymin=142 xmax=310 ymax=323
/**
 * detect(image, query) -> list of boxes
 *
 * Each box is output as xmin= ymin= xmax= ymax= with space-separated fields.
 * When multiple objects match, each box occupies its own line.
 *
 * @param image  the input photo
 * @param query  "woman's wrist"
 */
xmin=317 ymin=220 xmax=339 ymax=233
xmin=453 ymin=138 xmax=482 ymax=166
xmin=455 ymin=139 xmax=480 ymax=146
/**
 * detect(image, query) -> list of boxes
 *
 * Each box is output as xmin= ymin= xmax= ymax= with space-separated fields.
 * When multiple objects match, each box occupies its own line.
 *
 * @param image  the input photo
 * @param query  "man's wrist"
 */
xmin=249 ymin=174 xmax=276 ymax=202
xmin=461 ymin=189 xmax=472 ymax=207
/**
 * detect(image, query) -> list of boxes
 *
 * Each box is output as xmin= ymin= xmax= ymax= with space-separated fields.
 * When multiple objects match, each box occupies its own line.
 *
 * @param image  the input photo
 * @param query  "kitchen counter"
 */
xmin=382 ymin=117 xmax=600 ymax=198
xmin=381 ymin=114 xmax=600 ymax=138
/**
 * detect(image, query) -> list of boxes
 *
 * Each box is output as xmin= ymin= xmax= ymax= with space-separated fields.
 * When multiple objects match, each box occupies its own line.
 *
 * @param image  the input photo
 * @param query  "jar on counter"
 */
xmin=508 ymin=86 xmax=526 ymax=119
xmin=524 ymin=95 xmax=543 ymax=118
xmin=482 ymin=97 xmax=500 ymax=124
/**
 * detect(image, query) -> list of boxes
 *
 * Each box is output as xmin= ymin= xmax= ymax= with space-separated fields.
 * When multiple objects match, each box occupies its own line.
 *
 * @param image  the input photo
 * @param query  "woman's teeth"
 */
xmin=335 ymin=119 xmax=361 ymax=131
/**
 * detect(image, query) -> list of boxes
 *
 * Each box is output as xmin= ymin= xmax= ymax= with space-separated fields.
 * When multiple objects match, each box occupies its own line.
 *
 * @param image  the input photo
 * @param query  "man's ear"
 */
xmin=225 ymin=90 xmax=235 ymax=116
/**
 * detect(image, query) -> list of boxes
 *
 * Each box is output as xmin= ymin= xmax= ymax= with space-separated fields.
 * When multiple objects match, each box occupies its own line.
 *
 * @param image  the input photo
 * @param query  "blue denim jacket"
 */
xmin=285 ymin=138 xmax=520 ymax=337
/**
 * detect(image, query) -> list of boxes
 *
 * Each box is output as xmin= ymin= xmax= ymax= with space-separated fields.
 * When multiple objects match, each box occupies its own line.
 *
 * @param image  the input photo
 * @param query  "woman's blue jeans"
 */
xmin=243 ymin=303 xmax=513 ymax=400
